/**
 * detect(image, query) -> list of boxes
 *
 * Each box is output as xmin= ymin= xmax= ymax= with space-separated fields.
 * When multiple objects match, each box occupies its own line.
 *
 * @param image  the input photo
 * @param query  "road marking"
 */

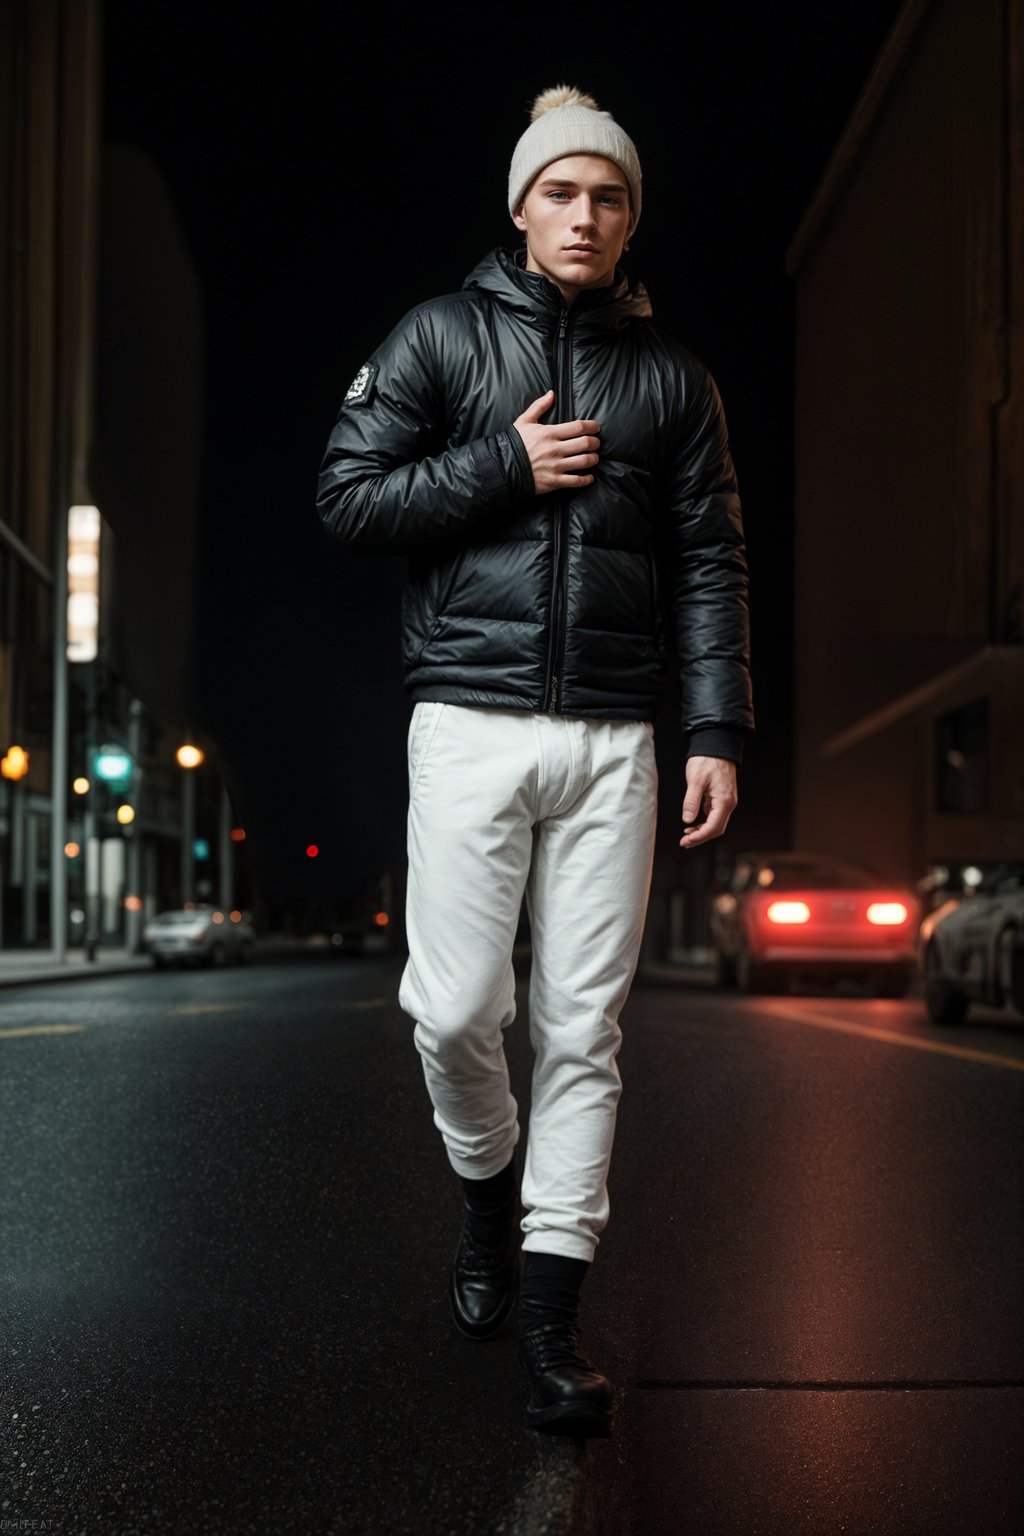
xmin=172 ymin=1002 xmax=247 ymax=1016
xmin=0 ymin=1025 xmax=85 ymax=1039
xmin=744 ymin=1001 xmax=1024 ymax=1072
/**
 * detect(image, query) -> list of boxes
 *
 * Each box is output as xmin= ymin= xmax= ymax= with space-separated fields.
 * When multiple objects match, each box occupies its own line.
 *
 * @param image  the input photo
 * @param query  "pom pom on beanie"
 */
xmin=508 ymin=83 xmax=642 ymax=234
xmin=528 ymin=84 xmax=601 ymax=119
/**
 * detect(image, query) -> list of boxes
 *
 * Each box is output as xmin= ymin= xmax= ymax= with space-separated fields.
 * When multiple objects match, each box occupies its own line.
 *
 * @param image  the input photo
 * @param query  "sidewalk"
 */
xmin=0 ymin=945 xmax=154 ymax=988
xmin=0 ymin=934 xmax=373 ymax=990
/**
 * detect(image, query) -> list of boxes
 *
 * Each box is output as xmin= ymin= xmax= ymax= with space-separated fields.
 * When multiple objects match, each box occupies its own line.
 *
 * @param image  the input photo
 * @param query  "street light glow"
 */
xmin=1 ymin=745 xmax=29 ymax=780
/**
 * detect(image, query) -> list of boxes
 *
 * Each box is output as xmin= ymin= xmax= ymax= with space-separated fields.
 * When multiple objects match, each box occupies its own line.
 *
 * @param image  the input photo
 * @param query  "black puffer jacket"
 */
xmin=315 ymin=245 xmax=754 ymax=764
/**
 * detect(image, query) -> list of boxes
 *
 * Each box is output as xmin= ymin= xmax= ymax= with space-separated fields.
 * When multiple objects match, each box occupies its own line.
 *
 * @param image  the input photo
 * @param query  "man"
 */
xmin=315 ymin=83 xmax=754 ymax=1437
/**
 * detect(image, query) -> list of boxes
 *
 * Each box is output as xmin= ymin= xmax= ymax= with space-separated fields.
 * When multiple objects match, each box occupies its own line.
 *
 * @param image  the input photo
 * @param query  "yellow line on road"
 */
xmin=172 ymin=1003 xmax=246 ymax=1016
xmin=745 ymin=1001 xmax=1024 ymax=1072
xmin=0 ymin=1024 xmax=85 ymax=1039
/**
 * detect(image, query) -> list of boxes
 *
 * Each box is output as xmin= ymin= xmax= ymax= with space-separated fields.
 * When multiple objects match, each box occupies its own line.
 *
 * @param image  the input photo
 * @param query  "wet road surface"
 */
xmin=1 ymin=954 xmax=1020 ymax=1534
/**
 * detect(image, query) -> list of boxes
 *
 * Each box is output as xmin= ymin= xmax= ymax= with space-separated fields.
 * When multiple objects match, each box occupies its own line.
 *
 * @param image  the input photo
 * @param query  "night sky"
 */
xmin=100 ymin=0 xmax=906 ymax=912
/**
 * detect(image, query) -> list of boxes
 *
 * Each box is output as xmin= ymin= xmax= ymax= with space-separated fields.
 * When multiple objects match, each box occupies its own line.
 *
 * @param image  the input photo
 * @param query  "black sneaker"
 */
xmin=449 ymin=1200 xmax=521 ymax=1339
xmin=518 ymin=1318 xmax=614 ymax=1436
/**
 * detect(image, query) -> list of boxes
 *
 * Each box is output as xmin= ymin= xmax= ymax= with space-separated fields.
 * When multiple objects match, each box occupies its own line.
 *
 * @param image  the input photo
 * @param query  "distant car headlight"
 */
xmin=766 ymin=901 xmax=811 ymax=924
xmin=866 ymin=902 xmax=909 ymax=925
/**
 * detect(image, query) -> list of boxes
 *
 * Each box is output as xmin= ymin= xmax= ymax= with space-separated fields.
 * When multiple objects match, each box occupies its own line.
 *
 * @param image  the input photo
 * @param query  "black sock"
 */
xmin=519 ymin=1250 xmax=590 ymax=1332
xmin=458 ymin=1153 xmax=518 ymax=1226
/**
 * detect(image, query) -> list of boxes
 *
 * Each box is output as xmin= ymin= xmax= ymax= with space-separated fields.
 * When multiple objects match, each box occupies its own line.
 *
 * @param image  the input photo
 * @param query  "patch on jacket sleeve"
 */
xmin=344 ymin=362 xmax=379 ymax=407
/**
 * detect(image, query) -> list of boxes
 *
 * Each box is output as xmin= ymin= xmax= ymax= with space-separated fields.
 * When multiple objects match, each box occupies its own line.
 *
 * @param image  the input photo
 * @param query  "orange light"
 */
xmin=64 ymin=841 xmax=80 ymax=858
xmin=230 ymin=826 xmax=246 ymax=842
xmin=124 ymin=894 xmax=143 ymax=912
xmin=212 ymin=911 xmax=225 ymax=923
xmin=867 ymin=902 xmax=909 ymax=925
xmin=306 ymin=844 xmax=319 ymax=858
xmin=1 ymin=745 xmax=29 ymax=780
xmin=230 ymin=910 xmax=242 ymax=922
xmin=374 ymin=911 xmax=389 ymax=927
xmin=766 ymin=900 xmax=811 ymax=924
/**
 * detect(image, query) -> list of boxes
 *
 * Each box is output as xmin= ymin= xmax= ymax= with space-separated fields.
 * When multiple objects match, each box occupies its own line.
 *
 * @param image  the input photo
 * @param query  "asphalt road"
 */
xmin=1 ymin=954 xmax=1021 ymax=1535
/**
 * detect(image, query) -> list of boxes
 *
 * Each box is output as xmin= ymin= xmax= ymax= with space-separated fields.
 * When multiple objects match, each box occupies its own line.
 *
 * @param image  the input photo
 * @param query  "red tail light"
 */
xmin=765 ymin=900 xmax=811 ymax=924
xmin=866 ymin=902 xmax=909 ymax=925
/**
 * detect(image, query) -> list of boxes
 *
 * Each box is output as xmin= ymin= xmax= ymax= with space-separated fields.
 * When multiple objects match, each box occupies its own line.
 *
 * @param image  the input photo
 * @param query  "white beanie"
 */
xmin=508 ymin=84 xmax=642 ymax=234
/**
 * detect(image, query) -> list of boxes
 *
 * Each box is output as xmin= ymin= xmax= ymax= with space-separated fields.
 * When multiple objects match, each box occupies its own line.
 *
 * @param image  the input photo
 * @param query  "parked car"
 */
xmin=709 ymin=850 xmax=921 ymax=996
xmin=919 ymin=861 xmax=1024 ymax=1024
xmin=143 ymin=905 xmax=256 ymax=968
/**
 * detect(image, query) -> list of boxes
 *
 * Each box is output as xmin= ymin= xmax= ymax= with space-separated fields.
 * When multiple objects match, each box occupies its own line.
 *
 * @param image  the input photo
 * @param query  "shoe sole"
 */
xmin=525 ymin=1400 xmax=614 ymax=1438
xmin=449 ymin=1249 xmax=521 ymax=1339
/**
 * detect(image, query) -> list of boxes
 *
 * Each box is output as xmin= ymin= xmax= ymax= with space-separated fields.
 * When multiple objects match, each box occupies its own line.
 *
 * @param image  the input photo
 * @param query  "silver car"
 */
xmin=143 ymin=905 xmax=256 ymax=968
xmin=920 ymin=863 xmax=1024 ymax=1024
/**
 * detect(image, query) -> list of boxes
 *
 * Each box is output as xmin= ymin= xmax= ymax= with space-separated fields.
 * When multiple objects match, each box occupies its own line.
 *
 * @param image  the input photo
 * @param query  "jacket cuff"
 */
xmin=685 ymin=726 xmax=747 ymax=766
xmin=502 ymin=426 xmax=536 ymax=501
xmin=469 ymin=429 xmax=535 ymax=508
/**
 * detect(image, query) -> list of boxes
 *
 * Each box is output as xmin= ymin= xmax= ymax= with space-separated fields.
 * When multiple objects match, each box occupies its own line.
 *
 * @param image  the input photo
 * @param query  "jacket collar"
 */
xmin=461 ymin=245 xmax=653 ymax=334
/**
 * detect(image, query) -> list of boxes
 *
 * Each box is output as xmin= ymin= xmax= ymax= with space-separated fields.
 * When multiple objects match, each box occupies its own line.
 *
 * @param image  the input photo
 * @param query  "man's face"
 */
xmin=512 ymin=154 xmax=634 ymax=304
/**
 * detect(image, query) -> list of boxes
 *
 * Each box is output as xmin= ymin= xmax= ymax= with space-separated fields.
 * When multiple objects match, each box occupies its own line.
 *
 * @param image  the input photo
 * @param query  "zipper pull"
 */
xmin=557 ymin=307 xmax=568 ymax=339
xmin=548 ymin=674 xmax=559 ymax=715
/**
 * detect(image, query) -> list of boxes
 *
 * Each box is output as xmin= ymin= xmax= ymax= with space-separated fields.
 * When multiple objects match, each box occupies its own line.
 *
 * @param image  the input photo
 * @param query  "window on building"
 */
xmin=935 ymin=697 xmax=989 ymax=814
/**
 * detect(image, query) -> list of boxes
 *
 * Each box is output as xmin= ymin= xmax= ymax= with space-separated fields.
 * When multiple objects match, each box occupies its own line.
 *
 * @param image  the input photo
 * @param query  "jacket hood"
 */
xmin=461 ymin=245 xmax=653 ymax=330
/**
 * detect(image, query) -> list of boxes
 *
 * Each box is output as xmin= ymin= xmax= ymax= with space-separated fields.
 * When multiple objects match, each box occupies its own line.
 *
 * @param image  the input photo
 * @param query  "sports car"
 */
xmin=710 ymin=849 xmax=921 ymax=996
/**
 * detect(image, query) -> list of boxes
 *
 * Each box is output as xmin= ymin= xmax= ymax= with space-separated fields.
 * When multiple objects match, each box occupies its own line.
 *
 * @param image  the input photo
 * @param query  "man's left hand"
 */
xmin=679 ymin=755 xmax=738 ymax=850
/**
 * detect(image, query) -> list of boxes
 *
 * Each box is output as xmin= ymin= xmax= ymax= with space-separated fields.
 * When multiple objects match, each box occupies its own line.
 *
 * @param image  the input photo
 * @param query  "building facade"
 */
xmin=0 ymin=0 xmax=247 ymax=954
xmin=786 ymin=0 xmax=1023 ymax=886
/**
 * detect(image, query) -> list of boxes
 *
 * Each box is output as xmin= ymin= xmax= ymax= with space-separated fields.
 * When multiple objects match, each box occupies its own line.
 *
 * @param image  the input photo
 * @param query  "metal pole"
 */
xmin=50 ymin=500 xmax=69 ymax=961
xmin=125 ymin=696 xmax=142 ymax=952
xmin=219 ymin=776 xmax=233 ymax=912
xmin=181 ymin=767 xmax=195 ymax=904
xmin=83 ymin=659 xmax=99 ymax=961
xmin=0 ymin=777 xmax=7 ymax=949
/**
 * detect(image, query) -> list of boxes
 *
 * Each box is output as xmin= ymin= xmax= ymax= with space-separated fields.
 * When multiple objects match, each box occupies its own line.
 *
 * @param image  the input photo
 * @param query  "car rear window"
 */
xmin=760 ymin=864 xmax=878 ymax=891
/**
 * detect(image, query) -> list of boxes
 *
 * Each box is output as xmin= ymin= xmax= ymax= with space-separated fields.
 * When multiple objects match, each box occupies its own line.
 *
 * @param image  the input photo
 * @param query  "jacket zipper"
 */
xmin=547 ymin=302 xmax=574 ymax=713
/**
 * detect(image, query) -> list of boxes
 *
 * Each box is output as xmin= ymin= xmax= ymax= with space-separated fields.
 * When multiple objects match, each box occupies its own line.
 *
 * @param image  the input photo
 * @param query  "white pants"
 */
xmin=398 ymin=702 xmax=658 ymax=1263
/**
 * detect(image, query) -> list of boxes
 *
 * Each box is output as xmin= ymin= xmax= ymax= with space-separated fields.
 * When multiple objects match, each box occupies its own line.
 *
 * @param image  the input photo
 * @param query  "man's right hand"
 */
xmin=512 ymin=389 xmax=601 ymax=495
